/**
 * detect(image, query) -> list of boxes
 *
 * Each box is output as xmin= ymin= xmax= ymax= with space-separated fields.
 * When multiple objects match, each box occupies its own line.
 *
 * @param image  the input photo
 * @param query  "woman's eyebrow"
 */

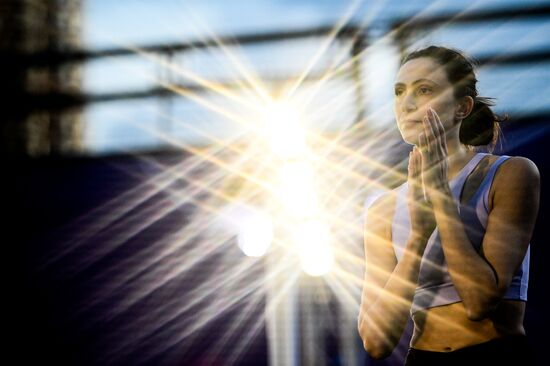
xmin=394 ymin=79 xmax=441 ymax=87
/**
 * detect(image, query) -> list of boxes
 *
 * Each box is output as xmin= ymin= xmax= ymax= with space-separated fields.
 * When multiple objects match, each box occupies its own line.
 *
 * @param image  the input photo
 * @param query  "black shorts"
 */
xmin=404 ymin=335 xmax=535 ymax=366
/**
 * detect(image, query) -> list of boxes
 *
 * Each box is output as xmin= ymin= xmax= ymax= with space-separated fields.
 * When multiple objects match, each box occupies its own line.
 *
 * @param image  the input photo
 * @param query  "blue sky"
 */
xmin=82 ymin=0 xmax=550 ymax=153
xmin=83 ymin=0 xmax=550 ymax=48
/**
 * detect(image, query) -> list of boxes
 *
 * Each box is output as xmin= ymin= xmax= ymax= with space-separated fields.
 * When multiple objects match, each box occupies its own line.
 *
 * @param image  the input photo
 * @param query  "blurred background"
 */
xmin=3 ymin=0 xmax=549 ymax=365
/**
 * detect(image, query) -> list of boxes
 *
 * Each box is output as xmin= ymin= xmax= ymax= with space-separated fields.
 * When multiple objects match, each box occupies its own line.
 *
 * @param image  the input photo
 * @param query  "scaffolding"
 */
xmin=1 ymin=0 xmax=82 ymax=156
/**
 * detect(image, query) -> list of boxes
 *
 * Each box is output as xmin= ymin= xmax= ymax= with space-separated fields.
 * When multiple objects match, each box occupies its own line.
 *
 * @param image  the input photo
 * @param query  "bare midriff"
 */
xmin=410 ymin=300 xmax=526 ymax=352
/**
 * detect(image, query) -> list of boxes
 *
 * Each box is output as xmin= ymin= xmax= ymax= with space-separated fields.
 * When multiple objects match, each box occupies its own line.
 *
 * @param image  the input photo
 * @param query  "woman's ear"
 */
xmin=456 ymin=96 xmax=474 ymax=119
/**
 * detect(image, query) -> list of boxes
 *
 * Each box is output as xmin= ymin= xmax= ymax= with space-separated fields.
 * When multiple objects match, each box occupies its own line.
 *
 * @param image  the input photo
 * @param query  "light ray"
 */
xmin=285 ymin=0 xmax=365 ymax=99
xmin=179 ymin=0 xmax=272 ymax=103
xmin=71 ymin=3 xmax=550 ymax=364
xmin=102 ymin=241 xmax=300 ymax=363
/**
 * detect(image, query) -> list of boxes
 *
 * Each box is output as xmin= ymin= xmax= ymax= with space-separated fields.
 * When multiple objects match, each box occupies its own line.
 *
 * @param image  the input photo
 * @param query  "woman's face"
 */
xmin=394 ymin=57 xmax=459 ymax=146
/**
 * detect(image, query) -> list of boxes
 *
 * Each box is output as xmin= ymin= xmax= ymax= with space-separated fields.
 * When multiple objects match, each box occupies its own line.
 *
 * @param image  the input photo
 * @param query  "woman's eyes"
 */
xmin=394 ymin=86 xmax=432 ymax=97
xmin=417 ymin=86 xmax=432 ymax=95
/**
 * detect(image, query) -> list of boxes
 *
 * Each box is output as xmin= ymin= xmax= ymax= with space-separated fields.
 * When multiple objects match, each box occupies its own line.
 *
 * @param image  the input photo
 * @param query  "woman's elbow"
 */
xmin=358 ymin=324 xmax=393 ymax=359
xmin=465 ymin=307 xmax=487 ymax=321
xmin=362 ymin=339 xmax=393 ymax=360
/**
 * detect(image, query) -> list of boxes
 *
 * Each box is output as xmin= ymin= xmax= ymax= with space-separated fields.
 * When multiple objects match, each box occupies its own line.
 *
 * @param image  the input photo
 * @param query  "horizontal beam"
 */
xmin=3 ymin=4 xmax=550 ymax=68
xmin=5 ymin=47 xmax=549 ymax=112
xmin=3 ymin=25 xmax=364 ymax=67
xmin=392 ymin=4 xmax=550 ymax=32
xmin=4 ymin=72 xmax=330 ymax=111
xmin=477 ymin=50 xmax=550 ymax=66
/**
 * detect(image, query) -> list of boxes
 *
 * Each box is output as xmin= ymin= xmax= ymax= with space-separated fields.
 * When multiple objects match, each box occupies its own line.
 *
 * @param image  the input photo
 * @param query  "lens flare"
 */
xmin=277 ymin=161 xmax=319 ymax=219
xmin=294 ymin=219 xmax=334 ymax=276
xmin=262 ymin=101 xmax=307 ymax=159
xmin=237 ymin=209 xmax=273 ymax=257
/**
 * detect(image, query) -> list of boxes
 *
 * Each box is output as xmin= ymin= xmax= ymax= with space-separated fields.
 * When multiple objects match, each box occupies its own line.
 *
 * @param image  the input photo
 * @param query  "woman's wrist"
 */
xmin=406 ymin=234 xmax=429 ymax=254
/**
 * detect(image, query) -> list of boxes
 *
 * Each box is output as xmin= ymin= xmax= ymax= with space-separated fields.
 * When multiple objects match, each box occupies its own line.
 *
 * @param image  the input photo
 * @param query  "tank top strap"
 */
xmin=478 ymin=154 xmax=511 ymax=210
xmin=449 ymin=153 xmax=488 ymax=200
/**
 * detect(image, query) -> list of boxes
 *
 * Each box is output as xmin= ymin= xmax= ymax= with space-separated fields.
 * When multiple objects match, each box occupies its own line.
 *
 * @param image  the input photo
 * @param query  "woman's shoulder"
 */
xmin=489 ymin=155 xmax=540 ymax=206
xmin=364 ymin=189 xmax=397 ymax=224
xmin=493 ymin=155 xmax=540 ymax=182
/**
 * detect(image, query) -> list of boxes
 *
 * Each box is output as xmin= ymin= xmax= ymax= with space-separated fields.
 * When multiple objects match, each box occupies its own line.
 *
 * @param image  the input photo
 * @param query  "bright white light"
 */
xmin=262 ymin=101 xmax=307 ymax=159
xmin=216 ymin=203 xmax=273 ymax=257
xmin=293 ymin=219 xmax=333 ymax=276
xmin=237 ymin=210 xmax=273 ymax=257
xmin=278 ymin=161 xmax=318 ymax=218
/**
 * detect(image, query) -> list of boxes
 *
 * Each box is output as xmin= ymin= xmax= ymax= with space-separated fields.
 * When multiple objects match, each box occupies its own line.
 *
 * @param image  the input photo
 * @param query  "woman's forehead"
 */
xmin=395 ymin=57 xmax=450 ymax=86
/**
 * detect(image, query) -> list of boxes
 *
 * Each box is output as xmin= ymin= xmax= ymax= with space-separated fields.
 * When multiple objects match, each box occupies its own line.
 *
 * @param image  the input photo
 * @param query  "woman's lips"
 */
xmin=400 ymin=119 xmax=422 ymax=128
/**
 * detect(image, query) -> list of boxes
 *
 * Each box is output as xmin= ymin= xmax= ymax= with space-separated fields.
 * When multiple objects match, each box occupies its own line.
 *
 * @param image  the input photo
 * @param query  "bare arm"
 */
xmin=431 ymin=156 xmax=540 ymax=320
xmin=359 ymin=148 xmax=437 ymax=359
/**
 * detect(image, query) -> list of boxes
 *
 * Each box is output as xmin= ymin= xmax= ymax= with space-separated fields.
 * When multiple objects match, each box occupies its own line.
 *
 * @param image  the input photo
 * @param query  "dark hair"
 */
xmin=401 ymin=46 xmax=506 ymax=150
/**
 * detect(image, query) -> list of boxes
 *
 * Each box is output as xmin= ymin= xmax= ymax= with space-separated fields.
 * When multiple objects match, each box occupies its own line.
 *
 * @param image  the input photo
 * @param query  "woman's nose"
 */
xmin=402 ymin=93 xmax=417 ymax=113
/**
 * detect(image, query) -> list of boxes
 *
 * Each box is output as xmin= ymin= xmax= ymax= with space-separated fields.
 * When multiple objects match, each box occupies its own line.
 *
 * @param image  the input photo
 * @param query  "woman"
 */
xmin=357 ymin=46 xmax=540 ymax=365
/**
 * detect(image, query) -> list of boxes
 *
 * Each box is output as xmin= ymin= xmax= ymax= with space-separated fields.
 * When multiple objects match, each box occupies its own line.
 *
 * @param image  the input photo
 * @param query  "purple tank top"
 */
xmin=389 ymin=153 xmax=529 ymax=314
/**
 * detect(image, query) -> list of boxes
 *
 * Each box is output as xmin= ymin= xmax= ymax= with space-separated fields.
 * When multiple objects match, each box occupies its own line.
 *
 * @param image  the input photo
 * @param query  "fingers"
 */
xmin=423 ymin=111 xmax=438 ymax=157
xmin=407 ymin=148 xmax=417 ymax=181
xmin=427 ymin=107 xmax=447 ymax=157
xmin=418 ymin=130 xmax=428 ymax=154
xmin=419 ymin=107 xmax=448 ymax=165
xmin=408 ymin=147 xmax=424 ymax=201
xmin=431 ymin=108 xmax=448 ymax=154
xmin=422 ymin=116 xmax=433 ymax=154
xmin=415 ymin=108 xmax=448 ymax=201
xmin=418 ymin=131 xmax=433 ymax=182
xmin=412 ymin=146 xmax=421 ymax=178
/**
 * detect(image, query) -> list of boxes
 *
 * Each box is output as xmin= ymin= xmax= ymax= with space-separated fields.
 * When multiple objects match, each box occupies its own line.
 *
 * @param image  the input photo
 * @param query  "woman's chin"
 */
xmin=401 ymin=134 xmax=419 ymax=146
xmin=398 ymin=126 xmax=421 ymax=146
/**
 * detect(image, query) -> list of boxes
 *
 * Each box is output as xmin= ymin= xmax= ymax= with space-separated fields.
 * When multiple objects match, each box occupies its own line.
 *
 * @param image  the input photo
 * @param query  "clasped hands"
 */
xmin=407 ymin=107 xmax=451 ymax=240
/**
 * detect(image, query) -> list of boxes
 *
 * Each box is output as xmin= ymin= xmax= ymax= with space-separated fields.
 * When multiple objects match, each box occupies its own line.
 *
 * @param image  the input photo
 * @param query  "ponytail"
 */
xmin=459 ymin=97 xmax=506 ymax=149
